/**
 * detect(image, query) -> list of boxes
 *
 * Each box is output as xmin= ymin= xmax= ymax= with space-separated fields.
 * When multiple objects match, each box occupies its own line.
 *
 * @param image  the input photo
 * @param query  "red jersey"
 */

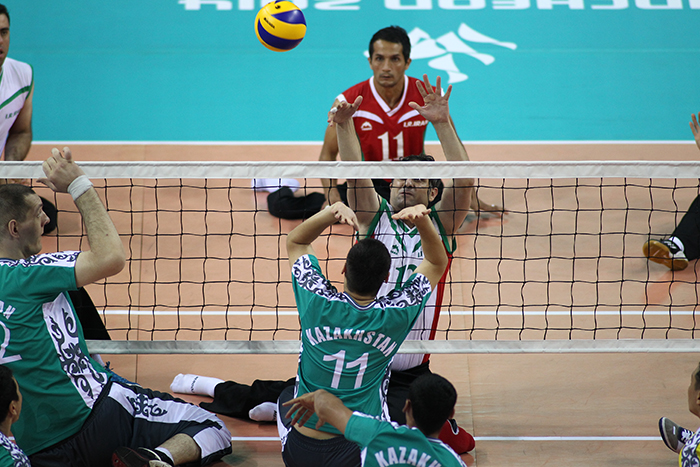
xmin=337 ymin=76 xmax=429 ymax=162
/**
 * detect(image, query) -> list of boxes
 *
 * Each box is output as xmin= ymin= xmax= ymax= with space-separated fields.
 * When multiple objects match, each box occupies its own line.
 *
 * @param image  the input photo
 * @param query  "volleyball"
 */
xmin=255 ymin=1 xmax=306 ymax=52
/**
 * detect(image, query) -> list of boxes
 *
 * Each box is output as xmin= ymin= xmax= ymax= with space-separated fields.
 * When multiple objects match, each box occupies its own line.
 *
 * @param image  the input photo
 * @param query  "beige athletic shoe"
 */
xmin=643 ymin=239 xmax=689 ymax=271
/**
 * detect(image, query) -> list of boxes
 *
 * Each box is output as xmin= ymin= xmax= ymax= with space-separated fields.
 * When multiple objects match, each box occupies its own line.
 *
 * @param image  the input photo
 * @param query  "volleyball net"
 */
xmin=5 ymin=159 xmax=700 ymax=354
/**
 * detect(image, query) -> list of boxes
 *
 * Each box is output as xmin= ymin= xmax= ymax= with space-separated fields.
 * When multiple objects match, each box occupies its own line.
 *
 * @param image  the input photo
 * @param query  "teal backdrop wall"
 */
xmin=7 ymin=0 xmax=700 ymax=142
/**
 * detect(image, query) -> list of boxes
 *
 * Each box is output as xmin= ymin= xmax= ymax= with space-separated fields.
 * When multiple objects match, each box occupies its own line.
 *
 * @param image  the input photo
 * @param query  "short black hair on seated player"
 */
xmin=0 ymin=4 xmax=9 ymax=25
xmin=409 ymin=373 xmax=457 ymax=436
xmin=369 ymin=26 xmax=411 ymax=62
xmin=0 ymin=184 xmax=36 ymax=238
xmin=695 ymin=362 xmax=700 ymax=390
xmin=0 ymin=366 xmax=18 ymax=422
xmin=345 ymin=238 xmax=391 ymax=297
xmin=399 ymin=154 xmax=441 ymax=191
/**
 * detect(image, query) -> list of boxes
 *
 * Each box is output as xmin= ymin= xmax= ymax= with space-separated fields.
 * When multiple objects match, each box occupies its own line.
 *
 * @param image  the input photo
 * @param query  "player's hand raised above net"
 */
xmin=328 ymin=96 xmax=363 ymax=127
xmin=39 ymin=147 xmax=87 ymax=193
xmin=409 ymin=74 xmax=451 ymax=124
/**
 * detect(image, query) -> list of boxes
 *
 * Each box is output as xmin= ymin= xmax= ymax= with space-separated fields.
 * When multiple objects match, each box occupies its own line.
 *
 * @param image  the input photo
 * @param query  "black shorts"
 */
xmin=29 ymin=381 xmax=232 ymax=467
xmin=277 ymin=386 xmax=360 ymax=467
xmin=282 ymin=426 xmax=360 ymax=467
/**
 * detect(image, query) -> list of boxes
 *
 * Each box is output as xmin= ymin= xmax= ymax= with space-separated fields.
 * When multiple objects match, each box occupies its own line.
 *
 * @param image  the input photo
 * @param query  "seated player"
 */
xmin=278 ymin=200 xmax=448 ymax=467
xmin=334 ymin=74 xmax=476 ymax=454
xmin=0 ymin=148 xmax=231 ymax=467
xmin=643 ymin=112 xmax=700 ymax=271
xmin=284 ymin=373 xmax=467 ymax=467
xmin=0 ymin=365 xmax=30 ymax=467
xmin=658 ymin=362 xmax=700 ymax=462
xmin=171 ymin=74 xmax=478 ymax=455
xmin=265 ymin=25 xmax=504 ymax=221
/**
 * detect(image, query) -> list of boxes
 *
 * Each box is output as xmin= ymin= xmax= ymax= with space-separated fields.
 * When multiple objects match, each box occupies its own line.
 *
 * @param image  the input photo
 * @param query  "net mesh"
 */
xmin=6 ymin=160 xmax=700 ymax=352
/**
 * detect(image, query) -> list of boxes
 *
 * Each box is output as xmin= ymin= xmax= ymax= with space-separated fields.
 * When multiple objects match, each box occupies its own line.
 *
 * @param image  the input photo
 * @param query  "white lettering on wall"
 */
xmin=591 ymin=0 xmax=628 ymax=9
xmin=537 ymin=0 xmax=584 ymax=8
xmin=315 ymin=0 xmax=360 ymax=9
xmin=438 ymin=0 xmax=486 ymax=8
xmin=386 ymin=0 xmax=434 ymax=9
xmin=635 ymin=0 xmax=681 ymax=8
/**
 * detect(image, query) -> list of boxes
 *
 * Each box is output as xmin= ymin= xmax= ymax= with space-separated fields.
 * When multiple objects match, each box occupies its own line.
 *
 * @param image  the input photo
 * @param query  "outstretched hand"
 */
xmin=408 ymin=74 xmax=451 ymax=124
xmin=329 ymin=202 xmax=359 ymax=231
xmin=392 ymin=204 xmax=430 ymax=223
xmin=691 ymin=113 xmax=700 ymax=151
xmin=328 ymin=96 xmax=363 ymax=127
xmin=38 ymin=147 xmax=86 ymax=193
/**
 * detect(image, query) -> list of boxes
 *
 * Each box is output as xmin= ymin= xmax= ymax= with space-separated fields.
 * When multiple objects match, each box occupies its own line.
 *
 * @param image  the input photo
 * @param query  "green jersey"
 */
xmin=0 ymin=252 xmax=108 ymax=455
xmin=345 ymin=413 xmax=467 ymax=467
xmin=0 ymin=433 xmax=29 ymax=467
xmin=292 ymin=254 xmax=432 ymax=434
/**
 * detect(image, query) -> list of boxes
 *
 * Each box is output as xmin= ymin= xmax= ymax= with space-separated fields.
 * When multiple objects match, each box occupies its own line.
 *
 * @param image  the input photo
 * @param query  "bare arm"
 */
xmin=392 ymin=204 xmax=448 ymax=289
xmin=283 ymin=389 xmax=353 ymax=434
xmin=319 ymin=99 xmax=343 ymax=205
xmin=40 ymin=148 xmax=126 ymax=288
xmin=286 ymin=202 xmax=358 ymax=267
xmin=332 ymin=97 xmax=380 ymax=232
xmin=691 ymin=112 xmax=700 ymax=151
xmin=409 ymin=75 xmax=474 ymax=236
xmin=4 ymin=84 xmax=33 ymax=161
xmin=319 ymin=124 xmax=341 ymax=205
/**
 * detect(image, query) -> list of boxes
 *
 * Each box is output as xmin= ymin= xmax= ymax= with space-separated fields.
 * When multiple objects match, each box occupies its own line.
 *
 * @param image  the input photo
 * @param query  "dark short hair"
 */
xmin=0 ymin=4 xmax=9 ymax=25
xmin=409 ymin=373 xmax=457 ymax=435
xmin=0 ymin=184 xmax=35 ymax=238
xmin=695 ymin=362 xmax=700 ymax=390
xmin=399 ymin=154 xmax=441 ymax=190
xmin=345 ymin=238 xmax=391 ymax=297
xmin=0 ymin=366 xmax=18 ymax=422
xmin=369 ymin=26 xmax=411 ymax=62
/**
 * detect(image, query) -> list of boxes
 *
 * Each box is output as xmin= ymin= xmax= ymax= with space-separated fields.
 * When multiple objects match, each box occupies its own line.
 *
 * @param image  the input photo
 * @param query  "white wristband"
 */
xmin=67 ymin=175 xmax=93 ymax=201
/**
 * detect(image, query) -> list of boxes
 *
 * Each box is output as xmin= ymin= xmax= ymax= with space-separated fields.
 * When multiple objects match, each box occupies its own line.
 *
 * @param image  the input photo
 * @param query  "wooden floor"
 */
xmin=28 ymin=141 xmax=700 ymax=466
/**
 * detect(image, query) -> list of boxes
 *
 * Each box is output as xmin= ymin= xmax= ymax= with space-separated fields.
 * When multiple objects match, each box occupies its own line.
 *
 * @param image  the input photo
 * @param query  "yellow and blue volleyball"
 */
xmin=255 ymin=1 xmax=306 ymax=52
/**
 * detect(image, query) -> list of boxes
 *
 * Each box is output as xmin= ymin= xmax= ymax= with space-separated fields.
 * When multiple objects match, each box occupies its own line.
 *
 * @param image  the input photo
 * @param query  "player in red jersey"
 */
xmin=266 ymin=25 xmax=505 ymax=219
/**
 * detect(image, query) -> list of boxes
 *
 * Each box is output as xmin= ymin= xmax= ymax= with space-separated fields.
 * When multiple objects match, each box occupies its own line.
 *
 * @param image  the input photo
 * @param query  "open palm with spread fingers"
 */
xmin=409 ymin=74 xmax=451 ymax=124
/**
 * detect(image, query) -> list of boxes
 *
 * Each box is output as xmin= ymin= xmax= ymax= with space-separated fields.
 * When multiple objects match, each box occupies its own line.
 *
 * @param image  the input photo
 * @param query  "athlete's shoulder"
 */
xmin=2 ymin=57 xmax=32 ymax=84
xmin=0 ymin=432 xmax=30 ymax=467
xmin=20 ymin=251 xmax=80 ymax=268
xmin=338 ymin=78 xmax=372 ymax=103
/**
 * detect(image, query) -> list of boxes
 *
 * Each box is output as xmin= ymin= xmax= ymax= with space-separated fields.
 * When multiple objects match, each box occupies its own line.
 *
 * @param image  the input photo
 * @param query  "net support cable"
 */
xmin=86 ymin=339 xmax=700 ymax=354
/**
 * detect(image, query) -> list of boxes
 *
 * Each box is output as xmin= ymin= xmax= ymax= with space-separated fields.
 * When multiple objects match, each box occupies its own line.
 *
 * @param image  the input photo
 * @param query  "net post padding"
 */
xmin=87 ymin=339 xmax=700 ymax=354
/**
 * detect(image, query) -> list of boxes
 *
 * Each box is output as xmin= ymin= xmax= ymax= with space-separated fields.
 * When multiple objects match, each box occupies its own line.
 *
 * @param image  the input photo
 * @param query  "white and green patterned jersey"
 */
xmin=345 ymin=412 xmax=467 ymax=467
xmin=0 ymin=58 xmax=33 ymax=157
xmin=0 ymin=252 xmax=108 ymax=455
xmin=0 ymin=433 xmax=29 ymax=467
xmin=680 ymin=427 xmax=700 ymax=467
xmin=362 ymin=198 xmax=455 ymax=371
xmin=292 ymin=254 xmax=432 ymax=434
